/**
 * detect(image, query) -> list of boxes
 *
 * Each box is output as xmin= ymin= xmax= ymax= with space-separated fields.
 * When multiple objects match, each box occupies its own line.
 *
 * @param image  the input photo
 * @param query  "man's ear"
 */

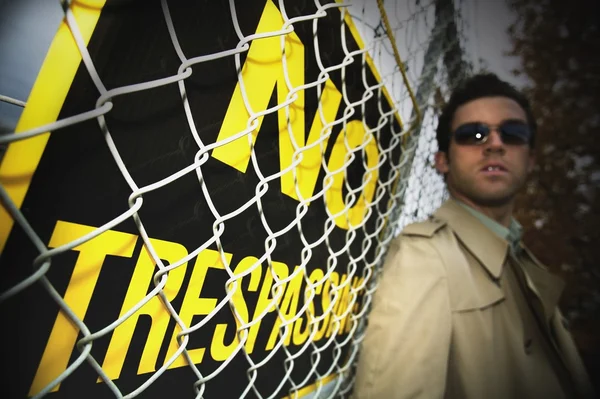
xmin=434 ymin=151 xmax=449 ymax=174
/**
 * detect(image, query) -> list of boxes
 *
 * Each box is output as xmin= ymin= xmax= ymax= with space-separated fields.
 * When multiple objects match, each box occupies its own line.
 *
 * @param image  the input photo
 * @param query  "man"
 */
xmin=352 ymin=73 xmax=594 ymax=398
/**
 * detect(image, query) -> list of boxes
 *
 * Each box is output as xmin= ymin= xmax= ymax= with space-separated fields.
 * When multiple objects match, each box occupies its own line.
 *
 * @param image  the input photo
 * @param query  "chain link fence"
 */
xmin=0 ymin=0 xmax=471 ymax=397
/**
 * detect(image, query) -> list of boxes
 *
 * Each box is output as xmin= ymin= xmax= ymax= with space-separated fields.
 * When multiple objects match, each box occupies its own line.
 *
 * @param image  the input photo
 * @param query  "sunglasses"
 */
xmin=452 ymin=121 xmax=532 ymax=146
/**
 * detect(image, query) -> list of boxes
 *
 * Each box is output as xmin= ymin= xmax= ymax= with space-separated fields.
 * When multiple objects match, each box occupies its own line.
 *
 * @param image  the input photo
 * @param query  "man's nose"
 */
xmin=484 ymin=130 xmax=505 ymax=152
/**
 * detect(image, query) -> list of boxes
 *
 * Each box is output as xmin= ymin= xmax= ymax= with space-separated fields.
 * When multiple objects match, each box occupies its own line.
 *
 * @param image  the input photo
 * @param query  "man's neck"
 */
xmin=450 ymin=193 xmax=514 ymax=228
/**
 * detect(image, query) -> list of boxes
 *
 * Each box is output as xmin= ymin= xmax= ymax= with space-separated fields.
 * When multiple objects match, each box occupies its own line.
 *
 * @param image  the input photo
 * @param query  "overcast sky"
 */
xmin=0 ymin=0 xmax=61 ymax=132
xmin=461 ymin=0 xmax=529 ymax=88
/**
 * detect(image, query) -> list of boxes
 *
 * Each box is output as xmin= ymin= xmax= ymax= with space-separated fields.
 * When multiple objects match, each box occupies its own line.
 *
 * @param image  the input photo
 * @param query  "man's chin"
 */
xmin=448 ymin=182 xmax=521 ymax=208
xmin=470 ymin=193 xmax=515 ymax=208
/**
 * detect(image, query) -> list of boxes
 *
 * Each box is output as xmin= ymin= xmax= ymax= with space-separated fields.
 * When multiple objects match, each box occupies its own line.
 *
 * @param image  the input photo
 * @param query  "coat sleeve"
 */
xmin=352 ymin=235 xmax=452 ymax=399
xmin=551 ymin=309 xmax=596 ymax=399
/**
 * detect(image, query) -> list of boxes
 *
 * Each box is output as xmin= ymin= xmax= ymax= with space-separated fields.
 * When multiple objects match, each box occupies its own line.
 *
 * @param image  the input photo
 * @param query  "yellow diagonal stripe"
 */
xmin=0 ymin=0 xmax=106 ymax=254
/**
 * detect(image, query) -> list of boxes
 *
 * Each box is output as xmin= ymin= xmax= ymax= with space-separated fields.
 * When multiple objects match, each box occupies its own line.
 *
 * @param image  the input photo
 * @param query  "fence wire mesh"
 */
xmin=0 ymin=0 xmax=471 ymax=398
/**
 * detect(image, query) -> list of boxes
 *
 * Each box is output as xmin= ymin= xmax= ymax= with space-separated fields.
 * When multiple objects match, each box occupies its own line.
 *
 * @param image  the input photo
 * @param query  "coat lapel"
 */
xmin=434 ymin=199 xmax=509 ymax=280
xmin=518 ymin=245 xmax=565 ymax=323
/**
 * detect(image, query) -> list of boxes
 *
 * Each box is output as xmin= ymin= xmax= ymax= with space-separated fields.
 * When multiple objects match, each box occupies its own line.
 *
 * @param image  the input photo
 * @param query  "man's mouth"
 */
xmin=481 ymin=164 xmax=508 ymax=173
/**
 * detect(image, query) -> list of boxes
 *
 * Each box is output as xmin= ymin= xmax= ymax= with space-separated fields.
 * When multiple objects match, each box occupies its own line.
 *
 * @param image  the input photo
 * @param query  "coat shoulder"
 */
xmin=400 ymin=217 xmax=447 ymax=238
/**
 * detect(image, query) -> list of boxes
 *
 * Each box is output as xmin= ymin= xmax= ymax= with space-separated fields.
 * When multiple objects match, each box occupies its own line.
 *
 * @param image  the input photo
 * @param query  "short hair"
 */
xmin=436 ymin=73 xmax=537 ymax=153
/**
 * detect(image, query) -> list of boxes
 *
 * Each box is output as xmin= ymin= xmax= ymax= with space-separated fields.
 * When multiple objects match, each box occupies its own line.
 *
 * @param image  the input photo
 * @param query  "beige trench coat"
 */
xmin=353 ymin=200 xmax=594 ymax=399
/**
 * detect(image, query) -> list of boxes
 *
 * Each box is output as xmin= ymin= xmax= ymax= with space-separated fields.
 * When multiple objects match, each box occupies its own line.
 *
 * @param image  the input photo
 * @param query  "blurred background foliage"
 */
xmin=506 ymin=0 xmax=600 ymax=385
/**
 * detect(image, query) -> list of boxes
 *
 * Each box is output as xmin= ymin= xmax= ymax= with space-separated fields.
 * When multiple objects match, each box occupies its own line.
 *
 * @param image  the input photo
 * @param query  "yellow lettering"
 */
xmin=325 ymin=120 xmax=379 ymax=229
xmin=314 ymin=271 xmax=339 ymax=341
xmin=345 ymin=277 xmax=364 ymax=334
xmin=253 ymin=261 xmax=289 ymax=352
xmin=211 ymin=256 xmax=262 ymax=361
xmin=266 ymin=266 xmax=304 ymax=349
xmin=30 ymin=221 xmax=137 ymax=396
xmin=346 ymin=302 xmax=359 ymax=334
xmin=326 ymin=273 xmax=349 ymax=338
xmin=280 ymin=79 xmax=342 ymax=202
xmin=292 ymin=268 xmax=325 ymax=345
xmin=211 ymin=0 xmax=342 ymax=202
xmin=336 ymin=275 xmax=355 ymax=334
xmin=165 ymin=249 xmax=232 ymax=369
xmin=102 ymin=238 xmax=188 ymax=379
xmin=29 ymin=218 xmax=365 ymax=396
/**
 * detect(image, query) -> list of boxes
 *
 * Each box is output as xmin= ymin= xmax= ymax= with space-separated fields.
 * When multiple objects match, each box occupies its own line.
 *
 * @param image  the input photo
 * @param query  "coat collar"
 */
xmin=434 ymin=199 xmax=565 ymax=322
xmin=434 ymin=199 xmax=508 ymax=280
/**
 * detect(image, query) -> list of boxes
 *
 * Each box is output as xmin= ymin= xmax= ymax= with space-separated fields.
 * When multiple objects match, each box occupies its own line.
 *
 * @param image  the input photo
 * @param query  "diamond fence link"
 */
xmin=0 ymin=0 xmax=471 ymax=398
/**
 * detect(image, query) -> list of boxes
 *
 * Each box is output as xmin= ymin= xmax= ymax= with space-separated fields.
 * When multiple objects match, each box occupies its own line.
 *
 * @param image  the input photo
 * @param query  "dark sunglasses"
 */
xmin=452 ymin=121 xmax=532 ymax=146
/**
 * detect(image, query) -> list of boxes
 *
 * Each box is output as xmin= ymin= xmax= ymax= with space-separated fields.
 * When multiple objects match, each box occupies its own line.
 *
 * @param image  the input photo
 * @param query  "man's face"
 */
xmin=435 ymin=96 xmax=535 ymax=207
